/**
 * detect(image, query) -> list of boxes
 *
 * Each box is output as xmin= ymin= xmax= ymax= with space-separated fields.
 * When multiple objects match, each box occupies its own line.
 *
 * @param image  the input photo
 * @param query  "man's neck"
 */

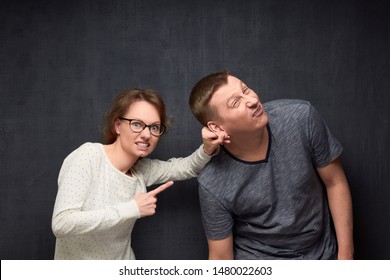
xmin=224 ymin=126 xmax=269 ymax=162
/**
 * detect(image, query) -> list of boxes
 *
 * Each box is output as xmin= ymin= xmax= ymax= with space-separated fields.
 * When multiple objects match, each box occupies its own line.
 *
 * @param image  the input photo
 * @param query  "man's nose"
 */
xmin=246 ymin=95 xmax=259 ymax=107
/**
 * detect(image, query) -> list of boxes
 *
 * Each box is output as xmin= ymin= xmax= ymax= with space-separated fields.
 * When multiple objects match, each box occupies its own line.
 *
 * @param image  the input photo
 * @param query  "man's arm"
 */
xmin=317 ymin=158 xmax=354 ymax=260
xmin=208 ymin=235 xmax=234 ymax=260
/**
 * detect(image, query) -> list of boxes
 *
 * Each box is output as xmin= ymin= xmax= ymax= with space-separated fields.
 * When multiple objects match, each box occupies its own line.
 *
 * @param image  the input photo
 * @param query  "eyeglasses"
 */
xmin=118 ymin=117 xmax=166 ymax=136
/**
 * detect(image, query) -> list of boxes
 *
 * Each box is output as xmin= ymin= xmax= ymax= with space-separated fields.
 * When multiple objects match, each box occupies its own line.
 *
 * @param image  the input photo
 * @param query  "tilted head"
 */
xmin=189 ymin=71 xmax=229 ymax=127
xmin=189 ymin=71 xmax=267 ymax=137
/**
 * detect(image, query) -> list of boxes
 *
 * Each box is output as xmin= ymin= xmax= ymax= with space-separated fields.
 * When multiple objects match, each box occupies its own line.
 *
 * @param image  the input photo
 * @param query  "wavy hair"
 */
xmin=102 ymin=88 xmax=171 ymax=144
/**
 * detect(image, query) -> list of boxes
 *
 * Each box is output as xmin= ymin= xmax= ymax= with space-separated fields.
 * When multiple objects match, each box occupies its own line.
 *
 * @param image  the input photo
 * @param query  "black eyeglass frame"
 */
xmin=118 ymin=117 xmax=166 ymax=136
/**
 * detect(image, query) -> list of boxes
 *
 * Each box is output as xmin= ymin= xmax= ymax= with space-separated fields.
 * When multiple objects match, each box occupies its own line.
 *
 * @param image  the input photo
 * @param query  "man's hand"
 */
xmin=202 ymin=126 xmax=230 ymax=155
xmin=134 ymin=181 xmax=174 ymax=217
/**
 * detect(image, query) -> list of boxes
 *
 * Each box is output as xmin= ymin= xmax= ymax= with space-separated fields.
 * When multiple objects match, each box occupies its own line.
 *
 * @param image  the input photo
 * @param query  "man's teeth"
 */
xmin=136 ymin=142 xmax=149 ymax=147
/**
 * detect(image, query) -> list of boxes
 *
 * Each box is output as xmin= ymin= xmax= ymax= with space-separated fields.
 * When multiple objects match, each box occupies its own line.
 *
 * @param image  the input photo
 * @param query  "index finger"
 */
xmin=148 ymin=181 xmax=174 ymax=196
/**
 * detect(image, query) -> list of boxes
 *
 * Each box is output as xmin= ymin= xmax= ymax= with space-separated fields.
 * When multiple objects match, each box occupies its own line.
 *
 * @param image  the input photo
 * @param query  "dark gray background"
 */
xmin=0 ymin=0 xmax=389 ymax=260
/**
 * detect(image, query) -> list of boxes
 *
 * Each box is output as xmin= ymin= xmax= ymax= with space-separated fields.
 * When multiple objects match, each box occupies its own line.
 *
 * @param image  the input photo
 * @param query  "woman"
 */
xmin=52 ymin=88 xmax=228 ymax=259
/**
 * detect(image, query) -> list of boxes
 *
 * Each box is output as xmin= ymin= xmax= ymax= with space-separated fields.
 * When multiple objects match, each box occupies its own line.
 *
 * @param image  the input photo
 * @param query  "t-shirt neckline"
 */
xmin=222 ymin=124 xmax=272 ymax=165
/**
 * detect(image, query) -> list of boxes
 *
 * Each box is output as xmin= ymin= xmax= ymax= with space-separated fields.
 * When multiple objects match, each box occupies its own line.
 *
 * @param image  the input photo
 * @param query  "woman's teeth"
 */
xmin=136 ymin=142 xmax=150 ymax=147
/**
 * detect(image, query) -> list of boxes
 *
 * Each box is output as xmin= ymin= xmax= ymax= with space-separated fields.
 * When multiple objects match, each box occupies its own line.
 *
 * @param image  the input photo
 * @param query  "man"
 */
xmin=189 ymin=71 xmax=354 ymax=260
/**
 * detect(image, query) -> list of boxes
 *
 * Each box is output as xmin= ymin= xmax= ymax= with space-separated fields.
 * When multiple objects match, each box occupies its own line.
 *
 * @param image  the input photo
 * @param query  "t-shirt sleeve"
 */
xmin=199 ymin=184 xmax=233 ymax=240
xmin=307 ymin=104 xmax=343 ymax=168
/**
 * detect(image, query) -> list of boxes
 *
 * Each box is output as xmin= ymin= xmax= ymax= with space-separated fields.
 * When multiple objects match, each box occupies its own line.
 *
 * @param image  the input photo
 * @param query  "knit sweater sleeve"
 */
xmin=52 ymin=143 xmax=140 ymax=238
xmin=135 ymin=144 xmax=215 ymax=187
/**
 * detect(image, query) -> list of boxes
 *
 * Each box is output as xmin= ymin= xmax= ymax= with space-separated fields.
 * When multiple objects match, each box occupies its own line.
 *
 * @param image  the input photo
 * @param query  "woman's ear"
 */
xmin=114 ymin=119 xmax=121 ymax=135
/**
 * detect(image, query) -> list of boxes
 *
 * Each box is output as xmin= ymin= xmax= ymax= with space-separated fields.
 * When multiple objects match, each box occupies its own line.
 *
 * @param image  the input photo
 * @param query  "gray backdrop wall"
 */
xmin=1 ymin=0 xmax=389 ymax=260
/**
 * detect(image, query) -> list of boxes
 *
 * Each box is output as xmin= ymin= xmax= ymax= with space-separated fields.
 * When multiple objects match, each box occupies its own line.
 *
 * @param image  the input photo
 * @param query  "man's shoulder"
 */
xmin=264 ymin=99 xmax=313 ymax=122
xmin=198 ymin=149 xmax=233 ymax=187
xmin=264 ymin=99 xmax=312 ymax=112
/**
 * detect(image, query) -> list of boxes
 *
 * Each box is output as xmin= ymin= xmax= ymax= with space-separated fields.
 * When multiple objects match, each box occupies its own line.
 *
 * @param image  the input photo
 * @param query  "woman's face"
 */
xmin=115 ymin=100 xmax=162 ymax=158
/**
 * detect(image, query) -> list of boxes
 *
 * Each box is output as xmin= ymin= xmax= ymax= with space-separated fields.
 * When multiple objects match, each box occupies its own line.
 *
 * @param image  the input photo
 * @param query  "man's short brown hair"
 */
xmin=189 ymin=71 xmax=229 ymax=126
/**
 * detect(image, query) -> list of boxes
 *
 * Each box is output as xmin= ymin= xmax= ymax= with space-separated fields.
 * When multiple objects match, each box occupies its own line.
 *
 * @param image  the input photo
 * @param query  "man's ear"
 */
xmin=207 ymin=121 xmax=225 ymax=133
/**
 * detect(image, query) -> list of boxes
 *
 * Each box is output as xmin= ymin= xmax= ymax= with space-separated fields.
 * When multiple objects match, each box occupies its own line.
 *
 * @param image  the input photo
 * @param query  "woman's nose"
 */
xmin=140 ymin=127 xmax=151 ymax=139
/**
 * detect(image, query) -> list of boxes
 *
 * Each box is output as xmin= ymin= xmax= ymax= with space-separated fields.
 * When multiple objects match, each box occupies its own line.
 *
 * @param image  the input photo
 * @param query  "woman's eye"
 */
xmin=132 ymin=122 xmax=143 ymax=128
xmin=150 ymin=125 xmax=160 ymax=132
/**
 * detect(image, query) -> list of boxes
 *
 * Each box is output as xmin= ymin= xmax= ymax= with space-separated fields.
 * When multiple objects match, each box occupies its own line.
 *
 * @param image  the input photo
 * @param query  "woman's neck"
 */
xmin=104 ymin=142 xmax=139 ymax=174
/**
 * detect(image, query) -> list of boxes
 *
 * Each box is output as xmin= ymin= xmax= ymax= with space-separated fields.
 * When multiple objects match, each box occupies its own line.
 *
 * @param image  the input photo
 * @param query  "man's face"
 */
xmin=208 ymin=75 xmax=268 ymax=136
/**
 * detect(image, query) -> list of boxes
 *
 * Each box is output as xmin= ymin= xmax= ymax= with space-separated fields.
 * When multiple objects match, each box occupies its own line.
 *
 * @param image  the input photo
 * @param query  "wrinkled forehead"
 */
xmin=211 ymin=75 xmax=244 ymax=103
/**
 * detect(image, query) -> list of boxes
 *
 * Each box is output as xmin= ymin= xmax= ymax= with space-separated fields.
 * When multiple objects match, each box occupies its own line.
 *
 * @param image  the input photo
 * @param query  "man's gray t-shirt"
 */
xmin=198 ymin=99 xmax=343 ymax=259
